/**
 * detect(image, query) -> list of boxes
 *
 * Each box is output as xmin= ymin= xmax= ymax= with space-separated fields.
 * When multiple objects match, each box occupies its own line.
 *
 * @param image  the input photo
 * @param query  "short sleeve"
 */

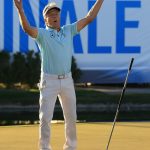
xmin=34 ymin=28 xmax=44 ymax=43
xmin=67 ymin=22 xmax=79 ymax=37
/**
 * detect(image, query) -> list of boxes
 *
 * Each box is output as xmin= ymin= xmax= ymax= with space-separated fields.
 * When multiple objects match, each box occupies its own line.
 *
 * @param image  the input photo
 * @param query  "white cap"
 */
xmin=43 ymin=2 xmax=60 ymax=17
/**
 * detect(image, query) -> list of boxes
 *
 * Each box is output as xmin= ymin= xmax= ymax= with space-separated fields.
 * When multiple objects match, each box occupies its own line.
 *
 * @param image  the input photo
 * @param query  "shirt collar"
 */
xmin=46 ymin=26 xmax=53 ymax=31
xmin=45 ymin=26 xmax=65 ymax=39
xmin=46 ymin=26 xmax=62 ymax=33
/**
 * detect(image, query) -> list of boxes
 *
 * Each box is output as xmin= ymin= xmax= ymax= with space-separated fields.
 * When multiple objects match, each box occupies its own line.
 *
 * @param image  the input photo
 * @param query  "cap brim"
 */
xmin=44 ymin=7 xmax=61 ymax=16
xmin=50 ymin=7 xmax=61 ymax=11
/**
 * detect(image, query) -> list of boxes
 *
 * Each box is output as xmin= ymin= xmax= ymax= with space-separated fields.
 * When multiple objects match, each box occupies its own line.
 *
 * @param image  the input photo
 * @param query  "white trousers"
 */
xmin=39 ymin=73 xmax=77 ymax=150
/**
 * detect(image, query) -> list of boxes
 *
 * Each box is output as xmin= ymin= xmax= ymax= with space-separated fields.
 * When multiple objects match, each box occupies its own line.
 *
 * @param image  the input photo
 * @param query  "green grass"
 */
xmin=0 ymin=89 xmax=39 ymax=105
xmin=0 ymin=123 xmax=150 ymax=150
xmin=76 ymin=89 xmax=150 ymax=104
xmin=0 ymin=88 xmax=150 ymax=124
xmin=0 ymin=88 xmax=150 ymax=105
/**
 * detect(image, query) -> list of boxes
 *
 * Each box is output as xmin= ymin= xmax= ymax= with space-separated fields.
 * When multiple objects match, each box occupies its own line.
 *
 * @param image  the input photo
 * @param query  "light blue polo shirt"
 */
xmin=35 ymin=22 xmax=79 ymax=75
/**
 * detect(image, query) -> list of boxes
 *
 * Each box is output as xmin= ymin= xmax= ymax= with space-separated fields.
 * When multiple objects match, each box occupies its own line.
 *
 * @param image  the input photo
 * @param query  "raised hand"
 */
xmin=14 ymin=0 xmax=23 ymax=10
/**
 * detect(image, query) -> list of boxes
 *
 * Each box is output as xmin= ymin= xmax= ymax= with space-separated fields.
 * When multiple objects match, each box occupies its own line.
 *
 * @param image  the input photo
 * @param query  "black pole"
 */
xmin=105 ymin=58 xmax=134 ymax=150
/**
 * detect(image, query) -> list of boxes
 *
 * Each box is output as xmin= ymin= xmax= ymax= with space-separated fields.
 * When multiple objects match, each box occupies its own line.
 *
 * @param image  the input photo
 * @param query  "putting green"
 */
xmin=0 ymin=122 xmax=150 ymax=150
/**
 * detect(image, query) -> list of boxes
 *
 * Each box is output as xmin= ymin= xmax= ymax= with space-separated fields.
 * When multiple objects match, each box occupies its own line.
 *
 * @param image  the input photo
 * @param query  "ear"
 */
xmin=44 ymin=17 xmax=48 ymax=26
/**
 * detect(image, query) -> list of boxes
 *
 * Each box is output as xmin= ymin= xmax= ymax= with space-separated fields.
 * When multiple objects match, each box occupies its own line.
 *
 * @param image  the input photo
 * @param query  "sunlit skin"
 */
xmin=44 ymin=9 xmax=61 ymax=32
xmin=14 ymin=0 xmax=104 ymax=38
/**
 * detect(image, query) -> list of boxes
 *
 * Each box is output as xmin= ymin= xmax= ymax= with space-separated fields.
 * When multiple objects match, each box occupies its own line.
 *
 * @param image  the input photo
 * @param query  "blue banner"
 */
xmin=0 ymin=0 xmax=150 ymax=83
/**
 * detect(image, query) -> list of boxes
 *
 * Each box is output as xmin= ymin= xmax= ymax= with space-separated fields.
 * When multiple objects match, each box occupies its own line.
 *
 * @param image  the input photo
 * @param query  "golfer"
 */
xmin=14 ymin=0 xmax=103 ymax=150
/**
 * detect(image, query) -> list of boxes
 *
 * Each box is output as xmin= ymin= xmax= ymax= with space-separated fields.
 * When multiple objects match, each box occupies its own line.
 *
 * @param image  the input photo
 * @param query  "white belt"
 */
xmin=41 ymin=72 xmax=72 ymax=79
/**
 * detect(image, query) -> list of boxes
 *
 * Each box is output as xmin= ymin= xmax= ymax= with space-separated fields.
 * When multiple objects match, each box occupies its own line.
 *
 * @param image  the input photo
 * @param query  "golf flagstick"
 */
xmin=105 ymin=58 xmax=134 ymax=150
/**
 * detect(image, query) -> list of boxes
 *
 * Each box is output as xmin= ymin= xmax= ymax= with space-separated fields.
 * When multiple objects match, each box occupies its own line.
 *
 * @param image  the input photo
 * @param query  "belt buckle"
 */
xmin=58 ymin=75 xmax=65 ymax=79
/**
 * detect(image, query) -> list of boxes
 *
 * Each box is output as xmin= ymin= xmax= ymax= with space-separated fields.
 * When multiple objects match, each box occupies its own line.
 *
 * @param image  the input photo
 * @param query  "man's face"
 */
xmin=44 ymin=9 xmax=60 ymax=30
